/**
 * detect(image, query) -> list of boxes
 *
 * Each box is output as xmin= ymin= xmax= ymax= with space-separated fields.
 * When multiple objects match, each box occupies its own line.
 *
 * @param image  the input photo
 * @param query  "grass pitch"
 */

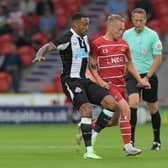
xmin=0 ymin=124 xmax=167 ymax=168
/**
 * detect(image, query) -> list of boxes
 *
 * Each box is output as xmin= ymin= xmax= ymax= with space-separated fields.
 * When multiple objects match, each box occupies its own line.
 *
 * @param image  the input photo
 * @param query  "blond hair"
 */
xmin=107 ymin=14 xmax=125 ymax=23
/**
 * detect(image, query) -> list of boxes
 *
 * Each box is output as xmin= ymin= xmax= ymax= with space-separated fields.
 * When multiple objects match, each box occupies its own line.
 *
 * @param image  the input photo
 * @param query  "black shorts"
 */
xmin=125 ymin=72 xmax=158 ymax=102
xmin=61 ymin=77 xmax=109 ymax=110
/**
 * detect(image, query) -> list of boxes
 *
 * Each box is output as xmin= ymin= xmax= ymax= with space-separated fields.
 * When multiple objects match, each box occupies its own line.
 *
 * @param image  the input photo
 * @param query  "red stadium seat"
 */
xmin=43 ymin=84 xmax=56 ymax=93
xmin=147 ymin=19 xmax=161 ymax=35
xmin=1 ymin=43 xmax=12 ymax=55
xmin=0 ymin=72 xmax=12 ymax=92
xmin=159 ymin=17 xmax=168 ymax=33
xmin=18 ymin=46 xmax=34 ymax=66
xmin=56 ymin=16 xmax=68 ymax=29
xmin=43 ymin=72 xmax=63 ymax=93
xmin=31 ymin=33 xmax=48 ymax=45
xmin=0 ymin=34 xmax=13 ymax=44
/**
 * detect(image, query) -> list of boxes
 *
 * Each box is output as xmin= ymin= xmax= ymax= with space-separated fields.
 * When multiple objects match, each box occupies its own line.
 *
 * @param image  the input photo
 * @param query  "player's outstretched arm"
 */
xmin=33 ymin=42 xmax=57 ymax=63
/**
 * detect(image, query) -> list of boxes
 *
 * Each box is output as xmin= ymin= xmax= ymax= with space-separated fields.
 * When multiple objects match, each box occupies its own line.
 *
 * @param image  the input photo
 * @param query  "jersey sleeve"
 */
xmin=152 ymin=32 xmax=162 ymax=55
xmin=123 ymin=40 xmax=132 ymax=62
xmin=90 ymin=40 xmax=98 ymax=58
xmin=51 ymin=32 xmax=71 ymax=51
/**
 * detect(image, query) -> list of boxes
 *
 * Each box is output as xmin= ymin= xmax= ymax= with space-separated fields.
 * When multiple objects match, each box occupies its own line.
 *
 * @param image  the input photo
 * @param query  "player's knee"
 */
xmin=129 ymin=101 xmax=139 ymax=108
xmin=101 ymin=95 xmax=118 ymax=111
xmin=79 ymin=103 xmax=92 ymax=117
xmin=148 ymin=103 xmax=158 ymax=114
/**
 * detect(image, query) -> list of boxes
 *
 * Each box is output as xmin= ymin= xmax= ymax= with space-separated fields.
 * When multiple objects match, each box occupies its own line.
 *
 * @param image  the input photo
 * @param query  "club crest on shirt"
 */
xmin=102 ymin=48 xmax=108 ymax=54
xmin=72 ymin=39 xmax=78 ymax=46
xmin=75 ymin=87 xmax=82 ymax=93
xmin=141 ymin=48 xmax=147 ymax=55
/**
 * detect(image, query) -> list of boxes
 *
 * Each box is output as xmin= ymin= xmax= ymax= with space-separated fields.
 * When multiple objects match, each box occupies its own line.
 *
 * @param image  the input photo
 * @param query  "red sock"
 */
xmin=119 ymin=115 xmax=131 ymax=144
xmin=91 ymin=120 xmax=96 ymax=129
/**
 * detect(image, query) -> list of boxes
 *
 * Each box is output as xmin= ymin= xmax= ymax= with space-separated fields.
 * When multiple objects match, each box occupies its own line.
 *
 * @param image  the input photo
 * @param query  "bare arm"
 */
xmin=146 ymin=55 xmax=162 ymax=78
xmin=89 ymin=56 xmax=110 ymax=89
xmin=33 ymin=42 xmax=57 ymax=62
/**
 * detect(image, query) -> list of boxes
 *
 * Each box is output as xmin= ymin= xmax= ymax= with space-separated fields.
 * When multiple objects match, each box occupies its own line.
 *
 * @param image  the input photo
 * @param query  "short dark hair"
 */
xmin=72 ymin=13 xmax=88 ymax=21
xmin=131 ymin=8 xmax=147 ymax=18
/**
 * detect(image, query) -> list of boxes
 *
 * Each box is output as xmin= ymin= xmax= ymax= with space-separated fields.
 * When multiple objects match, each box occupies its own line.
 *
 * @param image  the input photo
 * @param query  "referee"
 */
xmin=123 ymin=8 xmax=162 ymax=150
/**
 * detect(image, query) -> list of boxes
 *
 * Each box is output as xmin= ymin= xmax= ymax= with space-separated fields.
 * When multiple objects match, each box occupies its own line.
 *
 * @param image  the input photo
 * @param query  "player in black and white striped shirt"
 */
xmin=33 ymin=13 xmax=121 ymax=159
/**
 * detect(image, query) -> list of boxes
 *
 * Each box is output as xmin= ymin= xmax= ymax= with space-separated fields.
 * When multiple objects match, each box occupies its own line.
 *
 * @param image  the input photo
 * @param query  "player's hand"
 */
xmin=32 ymin=56 xmax=46 ymax=63
xmin=136 ymin=78 xmax=151 ymax=89
xmin=99 ymin=80 xmax=110 ymax=90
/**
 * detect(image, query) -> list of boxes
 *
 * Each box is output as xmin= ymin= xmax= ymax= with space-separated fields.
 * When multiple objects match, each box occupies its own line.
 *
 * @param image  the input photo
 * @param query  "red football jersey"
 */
xmin=90 ymin=36 xmax=132 ymax=88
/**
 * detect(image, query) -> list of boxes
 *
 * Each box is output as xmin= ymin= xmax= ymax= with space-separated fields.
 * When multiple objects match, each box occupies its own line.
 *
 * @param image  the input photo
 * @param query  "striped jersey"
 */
xmin=51 ymin=28 xmax=90 ymax=79
xmin=90 ymin=36 xmax=131 ymax=87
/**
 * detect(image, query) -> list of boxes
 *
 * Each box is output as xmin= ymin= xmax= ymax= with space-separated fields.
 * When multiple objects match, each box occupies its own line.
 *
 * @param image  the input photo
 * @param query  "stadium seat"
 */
xmin=159 ymin=17 xmax=168 ymax=33
xmin=0 ymin=34 xmax=14 ymax=44
xmin=18 ymin=46 xmax=34 ymax=66
xmin=22 ymin=14 xmax=39 ymax=31
xmin=1 ymin=43 xmax=13 ymax=55
xmin=43 ymin=84 xmax=56 ymax=93
xmin=56 ymin=16 xmax=68 ymax=29
xmin=31 ymin=33 xmax=48 ymax=45
xmin=0 ymin=72 xmax=12 ymax=92
xmin=147 ymin=19 xmax=161 ymax=35
xmin=153 ymin=4 xmax=168 ymax=18
xmin=43 ymin=72 xmax=63 ymax=93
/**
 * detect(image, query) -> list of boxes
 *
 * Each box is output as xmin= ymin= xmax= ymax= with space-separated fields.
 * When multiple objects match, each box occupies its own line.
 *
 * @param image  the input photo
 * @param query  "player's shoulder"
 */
xmin=144 ymin=26 xmax=158 ymax=36
xmin=92 ymin=36 xmax=104 ymax=43
xmin=118 ymin=38 xmax=129 ymax=46
xmin=56 ymin=30 xmax=73 ymax=42
xmin=91 ymin=36 xmax=104 ymax=46
xmin=62 ymin=30 xmax=73 ymax=39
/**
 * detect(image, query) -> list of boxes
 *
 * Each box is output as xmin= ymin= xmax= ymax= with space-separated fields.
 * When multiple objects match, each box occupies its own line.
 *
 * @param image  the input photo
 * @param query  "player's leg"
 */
xmin=143 ymin=74 xmax=161 ymax=150
xmin=91 ymin=108 xmax=115 ymax=147
xmin=125 ymin=72 xmax=140 ymax=146
xmin=128 ymin=93 xmax=139 ymax=146
xmin=147 ymin=102 xmax=161 ymax=150
xmin=118 ymin=98 xmax=142 ymax=156
xmin=86 ymin=80 xmax=121 ymax=148
xmin=62 ymin=79 xmax=101 ymax=159
xmin=76 ymin=121 xmax=82 ymax=145
xmin=79 ymin=103 xmax=102 ymax=159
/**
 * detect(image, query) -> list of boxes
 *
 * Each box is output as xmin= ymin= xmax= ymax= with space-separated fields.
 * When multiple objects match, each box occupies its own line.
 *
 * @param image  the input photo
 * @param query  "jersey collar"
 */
xmin=70 ymin=28 xmax=87 ymax=40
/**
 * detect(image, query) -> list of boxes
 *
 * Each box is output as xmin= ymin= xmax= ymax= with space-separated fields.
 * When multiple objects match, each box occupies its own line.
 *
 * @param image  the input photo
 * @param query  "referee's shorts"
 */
xmin=125 ymin=72 xmax=158 ymax=103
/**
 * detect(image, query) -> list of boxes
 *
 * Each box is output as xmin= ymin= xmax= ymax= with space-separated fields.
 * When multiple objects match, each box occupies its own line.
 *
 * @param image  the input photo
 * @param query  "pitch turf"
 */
xmin=0 ymin=124 xmax=167 ymax=168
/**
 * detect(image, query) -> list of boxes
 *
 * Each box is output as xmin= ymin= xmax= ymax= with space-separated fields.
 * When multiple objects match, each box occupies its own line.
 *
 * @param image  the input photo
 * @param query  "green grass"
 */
xmin=0 ymin=124 xmax=167 ymax=168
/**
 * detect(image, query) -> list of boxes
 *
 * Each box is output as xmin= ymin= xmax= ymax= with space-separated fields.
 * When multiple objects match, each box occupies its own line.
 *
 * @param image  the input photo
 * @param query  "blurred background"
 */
xmin=0 ymin=0 xmax=168 ymax=125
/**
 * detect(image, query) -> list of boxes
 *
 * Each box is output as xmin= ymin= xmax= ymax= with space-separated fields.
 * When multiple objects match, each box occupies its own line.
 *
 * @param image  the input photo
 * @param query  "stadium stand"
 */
xmin=0 ymin=0 xmax=167 ymax=101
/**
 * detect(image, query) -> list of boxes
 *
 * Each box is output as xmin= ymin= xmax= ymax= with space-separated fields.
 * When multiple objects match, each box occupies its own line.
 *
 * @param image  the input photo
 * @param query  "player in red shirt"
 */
xmin=89 ymin=14 xmax=150 ymax=156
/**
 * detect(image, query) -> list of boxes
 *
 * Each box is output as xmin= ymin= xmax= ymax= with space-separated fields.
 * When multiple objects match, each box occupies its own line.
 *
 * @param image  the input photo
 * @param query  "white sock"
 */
xmin=92 ymin=129 xmax=98 ymax=139
xmin=86 ymin=146 xmax=93 ymax=153
xmin=124 ymin=143 xmax=132 ymax=150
